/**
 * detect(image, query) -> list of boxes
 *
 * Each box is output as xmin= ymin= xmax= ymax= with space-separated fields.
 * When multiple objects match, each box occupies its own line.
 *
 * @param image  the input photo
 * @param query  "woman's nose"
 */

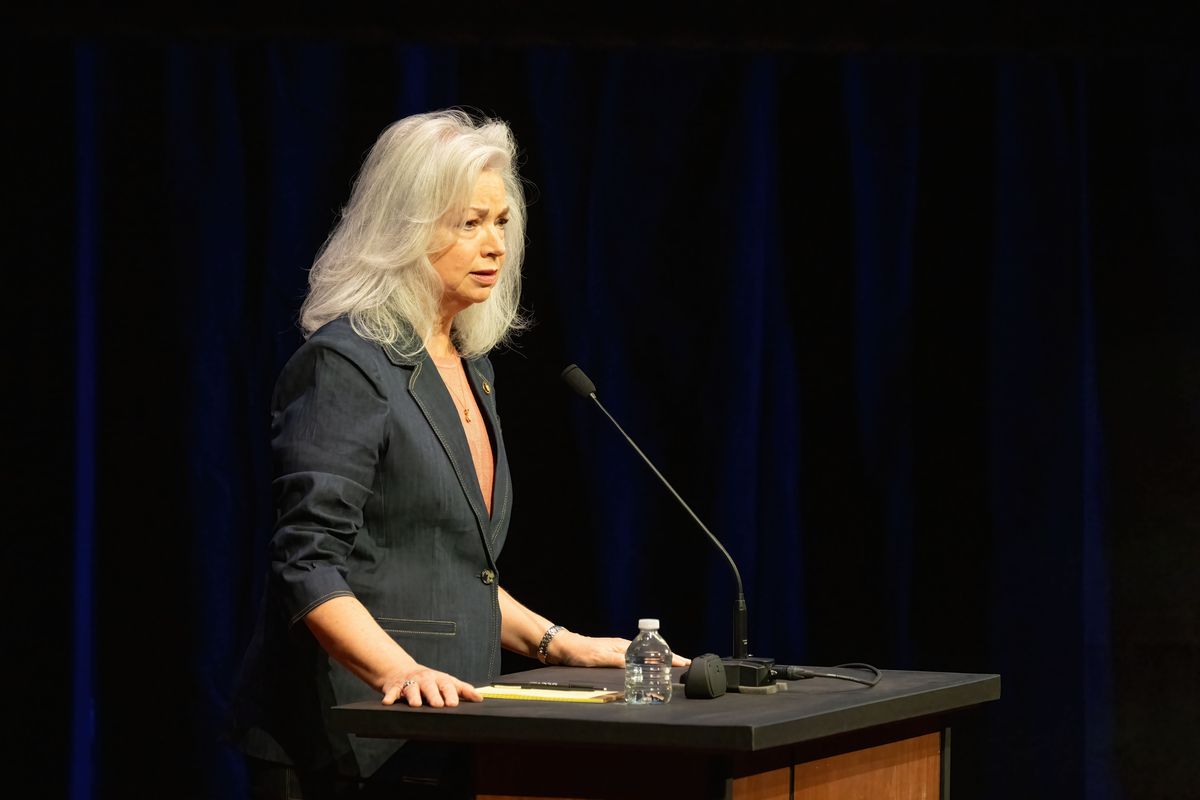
xmin=483 ymin=224 xmax=505 ymax=257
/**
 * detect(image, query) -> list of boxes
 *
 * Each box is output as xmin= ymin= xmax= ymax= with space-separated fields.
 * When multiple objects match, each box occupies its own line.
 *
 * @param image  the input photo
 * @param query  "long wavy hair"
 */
xmin=300 ymin=109 xmax=527 ymax=358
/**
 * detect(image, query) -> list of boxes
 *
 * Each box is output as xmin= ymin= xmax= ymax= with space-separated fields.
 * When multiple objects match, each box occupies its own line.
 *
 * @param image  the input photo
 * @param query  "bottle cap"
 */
xmin=637 ymin=618 xmax=660 ymax=630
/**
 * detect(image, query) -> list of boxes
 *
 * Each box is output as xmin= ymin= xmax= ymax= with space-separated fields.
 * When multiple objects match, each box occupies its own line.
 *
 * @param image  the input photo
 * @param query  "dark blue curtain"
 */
xmin=11 ymin=33 xmax=1198 ymax=800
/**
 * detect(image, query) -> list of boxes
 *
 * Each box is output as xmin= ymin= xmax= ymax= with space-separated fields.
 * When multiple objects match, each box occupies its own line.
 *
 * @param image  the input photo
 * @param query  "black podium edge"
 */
xmin=331 ymin=670 xmax=1001 ymax=754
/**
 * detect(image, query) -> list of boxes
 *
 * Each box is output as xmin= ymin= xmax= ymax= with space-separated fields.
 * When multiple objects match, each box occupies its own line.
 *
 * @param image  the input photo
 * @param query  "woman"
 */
xmin=229 ymin=110 xmax=679 ymax=798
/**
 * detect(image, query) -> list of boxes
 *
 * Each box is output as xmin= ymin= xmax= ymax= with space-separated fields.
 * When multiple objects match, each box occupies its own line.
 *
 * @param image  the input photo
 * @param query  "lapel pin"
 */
xmin=482 ymin=380 xmax=491 ymax=395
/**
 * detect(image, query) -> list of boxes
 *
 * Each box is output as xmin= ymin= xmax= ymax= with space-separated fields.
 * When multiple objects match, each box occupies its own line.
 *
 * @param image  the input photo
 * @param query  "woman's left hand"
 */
xmin=549 ymin=631 xmax=691 ymax=668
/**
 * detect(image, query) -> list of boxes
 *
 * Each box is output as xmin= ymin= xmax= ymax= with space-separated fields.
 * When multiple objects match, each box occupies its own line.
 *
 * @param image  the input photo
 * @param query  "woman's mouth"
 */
xmin=470 ymin=269 xmax=499 ymax=286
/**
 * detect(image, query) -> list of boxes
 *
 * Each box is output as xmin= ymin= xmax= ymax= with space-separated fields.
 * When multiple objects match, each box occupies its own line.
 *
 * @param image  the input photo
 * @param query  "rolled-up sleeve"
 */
xmin=268 ymin=340 xmax=389 ymax=626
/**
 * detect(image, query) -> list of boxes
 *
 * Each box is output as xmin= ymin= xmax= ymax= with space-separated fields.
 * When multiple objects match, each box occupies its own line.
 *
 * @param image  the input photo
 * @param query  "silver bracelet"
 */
xmin=537 ymin=624 xmax=566 ymax=664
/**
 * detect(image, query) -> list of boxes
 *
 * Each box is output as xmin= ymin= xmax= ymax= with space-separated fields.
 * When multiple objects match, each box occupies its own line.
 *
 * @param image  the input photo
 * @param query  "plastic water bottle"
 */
xmin=624 ymin=618 xmax=673 ymax=704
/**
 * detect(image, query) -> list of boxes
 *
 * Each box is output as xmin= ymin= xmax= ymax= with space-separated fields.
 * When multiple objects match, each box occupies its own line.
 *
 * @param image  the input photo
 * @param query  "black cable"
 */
xmin=771 ymin=662 xmax=882 ymax=688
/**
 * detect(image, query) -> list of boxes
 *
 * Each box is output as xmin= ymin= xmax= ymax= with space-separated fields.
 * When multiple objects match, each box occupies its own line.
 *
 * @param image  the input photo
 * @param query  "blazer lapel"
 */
xmin=406 ymin=355 xmax=495 ymax=557
xmin=466 ymin=361 xmax=510 ymax=547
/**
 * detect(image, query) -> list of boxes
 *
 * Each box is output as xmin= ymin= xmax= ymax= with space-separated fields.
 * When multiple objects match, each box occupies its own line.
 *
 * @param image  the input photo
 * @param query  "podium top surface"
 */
xmin=332 ymin=667 xmax=1000 ymax=753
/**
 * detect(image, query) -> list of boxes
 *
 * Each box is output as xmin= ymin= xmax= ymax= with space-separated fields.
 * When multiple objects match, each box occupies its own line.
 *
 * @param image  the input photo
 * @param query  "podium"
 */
xmin=332 ymin=666 xmax=1000 ymax=799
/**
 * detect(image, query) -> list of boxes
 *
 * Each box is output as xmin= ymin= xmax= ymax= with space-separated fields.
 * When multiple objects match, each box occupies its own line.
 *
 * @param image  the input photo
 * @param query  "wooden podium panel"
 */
xmin=332 ymin=667 xmax=997 ymax=799
xmin=791 ymin=731 xmax=940 ymax=799
xmin=471 ymin=730 xmax=941 ymax=799
xmin=729 ymin=766 xmax=791 ymax=800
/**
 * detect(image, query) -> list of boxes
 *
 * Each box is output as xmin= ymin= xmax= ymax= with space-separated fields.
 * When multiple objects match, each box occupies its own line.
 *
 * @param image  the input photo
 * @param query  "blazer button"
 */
xmin=480 ymin=569 xmax=495 ymax=585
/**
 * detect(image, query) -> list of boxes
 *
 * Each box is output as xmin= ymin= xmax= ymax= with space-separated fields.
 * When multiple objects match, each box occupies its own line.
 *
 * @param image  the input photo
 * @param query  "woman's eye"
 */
xmin=496 ymin=217 xmax=509 ymax=228
xmin=462 ymin=219 xmax=479 ymax=230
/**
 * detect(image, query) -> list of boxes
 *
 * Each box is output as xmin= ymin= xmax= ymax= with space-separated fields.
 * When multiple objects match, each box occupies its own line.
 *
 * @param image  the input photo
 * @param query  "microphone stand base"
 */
xmin=721 ymin=656 xmax=776 ymax=690
xmin=729 ymin=681 xmax=781 ymax=695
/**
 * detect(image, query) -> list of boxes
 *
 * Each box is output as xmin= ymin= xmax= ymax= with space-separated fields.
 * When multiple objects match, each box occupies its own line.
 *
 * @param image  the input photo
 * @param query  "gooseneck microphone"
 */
xmin=560 ymin=364 xmax=750 ymax=661
xmin=563 ymin=364 xmax=883 ymax=693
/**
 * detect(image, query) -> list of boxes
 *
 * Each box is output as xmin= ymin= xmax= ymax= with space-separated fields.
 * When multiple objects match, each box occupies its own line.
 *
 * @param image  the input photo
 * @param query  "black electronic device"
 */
xmin=681 ymin=653 xmax=727 ymax=699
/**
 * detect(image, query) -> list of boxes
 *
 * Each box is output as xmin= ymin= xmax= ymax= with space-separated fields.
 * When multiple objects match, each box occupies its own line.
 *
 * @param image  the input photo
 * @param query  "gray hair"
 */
xmin=300 ymin=109 xmax=527 ymax=358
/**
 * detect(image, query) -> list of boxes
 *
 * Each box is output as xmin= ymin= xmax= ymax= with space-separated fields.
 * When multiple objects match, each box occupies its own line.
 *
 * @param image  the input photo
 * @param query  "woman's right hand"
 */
xmin=302 ymin=596 xmax=484 ymax=709
xmin=380 ymin=665 xmax=484 ymax=708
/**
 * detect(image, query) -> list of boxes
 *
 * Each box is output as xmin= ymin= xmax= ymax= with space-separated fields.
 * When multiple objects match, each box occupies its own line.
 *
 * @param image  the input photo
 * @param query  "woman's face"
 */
xmin=430 ymin=168 xmax=509 ymax=318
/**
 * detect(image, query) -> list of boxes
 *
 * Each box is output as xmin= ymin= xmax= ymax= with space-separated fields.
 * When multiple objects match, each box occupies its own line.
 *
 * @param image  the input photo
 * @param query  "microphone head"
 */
xmin=560 ymin=364 xmax=597 ymax=398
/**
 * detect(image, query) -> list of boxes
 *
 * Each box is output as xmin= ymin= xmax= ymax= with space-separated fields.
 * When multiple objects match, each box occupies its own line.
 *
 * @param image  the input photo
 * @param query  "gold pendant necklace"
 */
xmin=448 ymin=368 xmax=473 ymax=423
xmin=433 ymin=351 xmax=475 ymax=424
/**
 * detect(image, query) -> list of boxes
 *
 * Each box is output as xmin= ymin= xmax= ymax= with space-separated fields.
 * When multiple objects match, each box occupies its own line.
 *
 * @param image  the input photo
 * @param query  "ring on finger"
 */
xmin=402 ymin=679 xmax=418 ymax=689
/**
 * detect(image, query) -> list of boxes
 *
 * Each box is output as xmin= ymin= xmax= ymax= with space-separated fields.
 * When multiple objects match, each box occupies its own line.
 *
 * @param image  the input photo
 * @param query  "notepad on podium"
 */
xmin=477 ymin=681 xmax=623 ymax=703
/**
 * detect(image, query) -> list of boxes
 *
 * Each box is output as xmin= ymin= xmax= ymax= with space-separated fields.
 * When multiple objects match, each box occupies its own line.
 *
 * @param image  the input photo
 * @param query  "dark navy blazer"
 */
xmin=229 ymin=317 xmax=511 ymax=777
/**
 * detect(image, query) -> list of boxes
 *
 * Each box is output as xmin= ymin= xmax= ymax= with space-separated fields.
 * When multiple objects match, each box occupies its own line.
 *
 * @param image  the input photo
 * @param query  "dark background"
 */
xmin=9 ymin=4 xmax=1198 ymax=798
